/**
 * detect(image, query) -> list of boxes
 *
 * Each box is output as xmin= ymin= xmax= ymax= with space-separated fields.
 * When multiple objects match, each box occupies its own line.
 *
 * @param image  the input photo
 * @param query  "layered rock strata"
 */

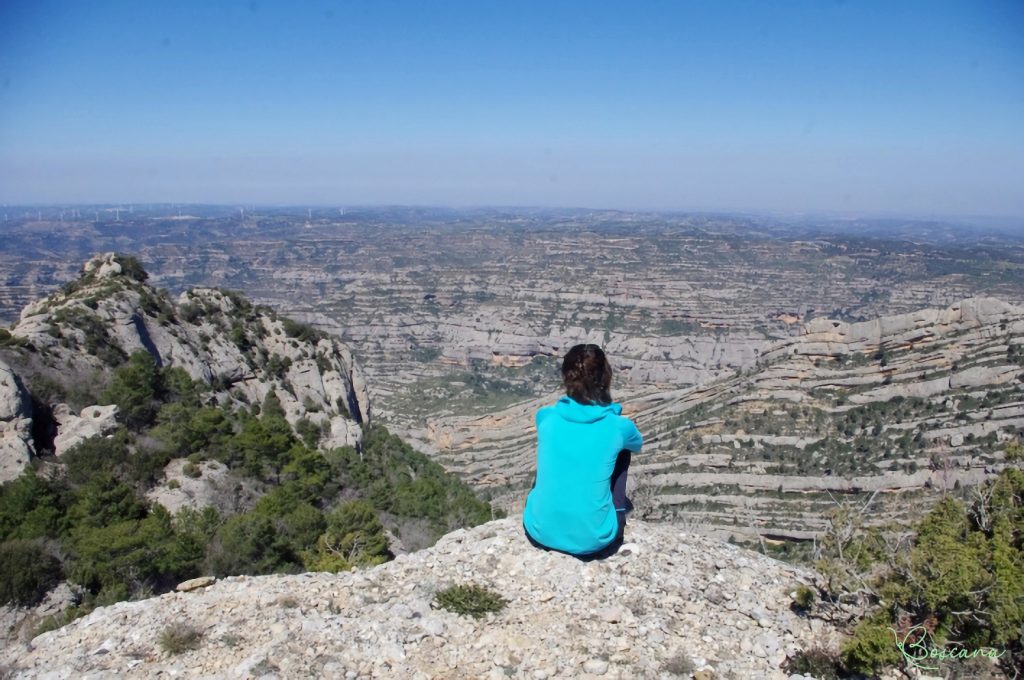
xmin=413 ymin=298 xmax=1022 ymax=541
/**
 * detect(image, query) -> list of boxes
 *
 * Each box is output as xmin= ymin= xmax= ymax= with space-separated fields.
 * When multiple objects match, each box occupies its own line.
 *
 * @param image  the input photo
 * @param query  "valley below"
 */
xmin=3 ymin=206 xmax=1024 ymax=543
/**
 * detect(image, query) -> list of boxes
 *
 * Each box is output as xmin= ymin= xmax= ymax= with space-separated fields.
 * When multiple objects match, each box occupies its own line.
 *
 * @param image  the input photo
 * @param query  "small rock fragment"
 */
xmin=176 ymin=576 xmax=216 ymax=592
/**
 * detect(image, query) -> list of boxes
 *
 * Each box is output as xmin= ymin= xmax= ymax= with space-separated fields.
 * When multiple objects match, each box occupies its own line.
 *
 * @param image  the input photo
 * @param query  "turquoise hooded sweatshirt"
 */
xmin=523 ymin=396 xmax=643 ymax=555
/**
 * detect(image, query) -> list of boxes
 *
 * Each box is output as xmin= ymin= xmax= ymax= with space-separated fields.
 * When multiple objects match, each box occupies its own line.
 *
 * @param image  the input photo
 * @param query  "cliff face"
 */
xmin=0 ymin=253 xmax=371 ymax=482
xmin=1 ymin=518 xmax=840 ymax=680
xmin=0 ymin=360 xmax=33 ymax=482
xmin=414 ymin=297 xmax=1022 ymax=540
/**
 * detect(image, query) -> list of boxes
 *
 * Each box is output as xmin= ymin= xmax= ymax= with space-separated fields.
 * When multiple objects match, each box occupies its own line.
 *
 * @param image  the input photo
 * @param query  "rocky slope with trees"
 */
xmin=0 ymin=254 xmax=496 ymax=649
xmin=1 ymin=251 xmax=371 ymax=471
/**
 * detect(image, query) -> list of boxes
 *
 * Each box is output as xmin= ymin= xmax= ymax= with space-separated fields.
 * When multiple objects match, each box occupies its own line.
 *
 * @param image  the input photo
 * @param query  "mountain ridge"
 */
xmin=0 ymin=252 xmax=370 ymax=483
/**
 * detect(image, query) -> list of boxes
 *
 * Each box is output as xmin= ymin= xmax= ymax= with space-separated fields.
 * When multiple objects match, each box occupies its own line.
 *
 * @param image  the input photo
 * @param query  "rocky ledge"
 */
xmin=2 ymin=518 xmax=839 ymax=679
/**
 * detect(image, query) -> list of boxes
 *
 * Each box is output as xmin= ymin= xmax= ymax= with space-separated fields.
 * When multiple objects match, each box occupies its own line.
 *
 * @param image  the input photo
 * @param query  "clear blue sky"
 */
xmin=1 ymin=1 xmax=1022 ymax=216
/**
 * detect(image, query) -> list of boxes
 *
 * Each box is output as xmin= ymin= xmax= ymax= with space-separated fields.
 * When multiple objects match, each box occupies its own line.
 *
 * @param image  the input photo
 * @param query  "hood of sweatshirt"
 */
xmin=554 ymin=395 xmax=622 ymax=423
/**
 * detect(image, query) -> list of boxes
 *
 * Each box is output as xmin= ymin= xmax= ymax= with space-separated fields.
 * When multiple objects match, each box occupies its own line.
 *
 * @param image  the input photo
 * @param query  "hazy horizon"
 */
xmin=2 ymin=1 xmax=1022 ymax=217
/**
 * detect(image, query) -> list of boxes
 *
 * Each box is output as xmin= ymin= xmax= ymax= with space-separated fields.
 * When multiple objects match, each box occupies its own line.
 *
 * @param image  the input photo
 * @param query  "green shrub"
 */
xmin=101 ymin=350 xmax=163 ymax=430
xmin=0 ymin=471 xmax=69 ymax=541
xmin=295 ymin=417 xmax=323 ymax=448
xmin=159 ymin=623 xmax=203 ymax=654
xmin=784 ymin=646 xmax=843 ymax=680
xmin=304 ymin=500 xmax=389 ymax=572
xmin=223 ymin=411 xmax=295 ymax=480
xmin=51 ymin=306 xmax=127 ymax=365
xmin=152 ymin=404 xmax=228 ymax=458
xmin=829 ymin=447 xmax=1024 ymax=676
xmin=66 ymin=474 xmax=147 ymax=529
xmin=206 ymin=512 xmax=291 ymax=577
xmin=0 ymin=328 xmax=30 ymax=348
xmin=67 ymin=510 xmax=177 ymax=597
xmin=841 ymin=612 xmax=903 ymax=675
xmin=434 ymin=583 xmax=507 ymax=618
xmin=276 ymin=503 xmax=326 ymax=556
xmin=343 ymin=425 xmax=495 ymax=540
xmin=0 ymin=539 xmax=63 ymax=605
xmin=791 ymin=584 xmax=816 ymax=612
xmin=112 ymin=254 xmax=149 ymax=282
xmin=263 ymin=354 xmax=293 ymax=380
xmin=230 ymin=322 xmax=250 ymax=351
xmin=659 ymin=653 xmax=694 ymax=677
xmin=280 ymin=317 xmax=324 ymax=343
xmin=33 ymin=604 xmax=90 ymax=637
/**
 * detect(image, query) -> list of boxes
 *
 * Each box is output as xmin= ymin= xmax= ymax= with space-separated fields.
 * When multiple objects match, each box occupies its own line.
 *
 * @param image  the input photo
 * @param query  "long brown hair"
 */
xmin=561 ymin=344 xmax=612 ymax=405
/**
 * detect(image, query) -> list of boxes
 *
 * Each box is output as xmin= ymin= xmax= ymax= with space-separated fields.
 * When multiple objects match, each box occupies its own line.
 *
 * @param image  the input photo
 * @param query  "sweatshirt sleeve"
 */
xmin=536 ymin=406 xmax=554 ymax=431
xmin=620 ymin=417 xmax=643 ymax=452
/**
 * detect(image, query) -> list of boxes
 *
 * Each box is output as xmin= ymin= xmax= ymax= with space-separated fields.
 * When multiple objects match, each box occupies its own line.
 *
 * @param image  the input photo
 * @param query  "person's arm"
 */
xmin=621 ymin=418 xmax=643 ymax=452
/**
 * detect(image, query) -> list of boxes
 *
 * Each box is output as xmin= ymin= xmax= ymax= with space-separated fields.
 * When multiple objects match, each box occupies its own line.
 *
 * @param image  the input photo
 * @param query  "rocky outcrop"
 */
xmin=795 ymin=297 xmax=1019 ymax=355
xmin=2 ymin=253 xmax=371 ymax=459
xmin=0 ymin=582 xmax=84 ymax=651
xmin=0 ymin=358 xmax=33 ymax=483
xmin=2 ymin=518 xmax=841 ymax=679
xmin=52 ymin=403 xmax=119 ymax=456
xmin=145 ymin=459 xmax=241 ymax=516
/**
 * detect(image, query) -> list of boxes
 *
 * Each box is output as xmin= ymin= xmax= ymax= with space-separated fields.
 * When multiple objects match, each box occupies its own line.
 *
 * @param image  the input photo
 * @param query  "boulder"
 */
xmin=0 ymin=359 xmax=33 ymax=483
xmin=52 ymin=403 xmax=120 ymax=456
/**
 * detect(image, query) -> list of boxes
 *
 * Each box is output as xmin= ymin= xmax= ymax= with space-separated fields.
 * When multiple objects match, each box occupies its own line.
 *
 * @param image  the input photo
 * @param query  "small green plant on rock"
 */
xmin=434 ymin=583 xmax=507 ymax=618
xmin=277 ymin=595 xmax=299 ymax=609
xmin=791 ymin=584 xmax=816 ymax=613
xmin=660 ymin=652 xmax=695 ymax=677
xmin=159 ymin=623 xmax=203 ymax=654
xmin=783 ymin=646 xmax=843 ymax=680
xmin=33 ymin=605 xmax=91 ymax=637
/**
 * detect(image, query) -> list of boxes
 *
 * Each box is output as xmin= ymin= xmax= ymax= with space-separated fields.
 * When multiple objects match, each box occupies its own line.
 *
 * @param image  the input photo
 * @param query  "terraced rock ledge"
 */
xmin=415 ymin=297 xmax=1022 ymax=541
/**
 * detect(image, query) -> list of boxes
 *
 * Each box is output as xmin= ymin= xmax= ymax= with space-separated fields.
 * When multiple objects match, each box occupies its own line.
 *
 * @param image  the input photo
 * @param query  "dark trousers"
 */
xmin=525 ymin=449 xmax=632 ymax=561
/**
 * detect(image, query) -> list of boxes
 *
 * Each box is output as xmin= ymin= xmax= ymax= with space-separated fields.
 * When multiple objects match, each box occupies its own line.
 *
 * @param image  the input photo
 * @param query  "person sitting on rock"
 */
xmin=523 ymin=344 xmax=643 ymax=559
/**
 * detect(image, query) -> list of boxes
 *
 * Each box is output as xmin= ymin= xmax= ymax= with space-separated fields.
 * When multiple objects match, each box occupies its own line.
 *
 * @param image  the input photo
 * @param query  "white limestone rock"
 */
xmin=83 ymin=252 xmax=123 ymax=279
xmin=0 ymin=359 xmax=33 ymax=483
xmin=1 ymin=518 xmax=843 ymax=679
xmin=146 ymin=459 xmax=234 ymax=515
xmin=9 ymin=255 xmax=371 ymax=456
xmin=52 ymin=403 xmax=119 ymax=456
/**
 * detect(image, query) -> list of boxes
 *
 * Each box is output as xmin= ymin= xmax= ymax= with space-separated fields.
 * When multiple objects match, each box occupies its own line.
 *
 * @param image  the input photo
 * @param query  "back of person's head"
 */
xmin=562 ymin=344 xmax=613 ymax=405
